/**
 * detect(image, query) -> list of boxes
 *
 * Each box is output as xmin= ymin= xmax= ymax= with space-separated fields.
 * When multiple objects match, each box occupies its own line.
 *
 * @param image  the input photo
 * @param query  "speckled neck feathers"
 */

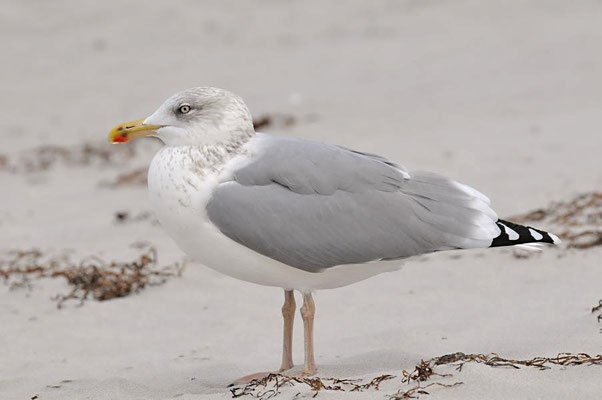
xmin=179 ymin=129 xmax=254 ymax=177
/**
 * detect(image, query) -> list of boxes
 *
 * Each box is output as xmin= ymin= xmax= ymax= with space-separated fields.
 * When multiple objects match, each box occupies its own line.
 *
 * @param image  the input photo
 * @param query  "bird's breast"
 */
xmin=146 ymin=144 xmax=254 ymax=258
xmin=147 ymin=146 xmax=222 ymax=241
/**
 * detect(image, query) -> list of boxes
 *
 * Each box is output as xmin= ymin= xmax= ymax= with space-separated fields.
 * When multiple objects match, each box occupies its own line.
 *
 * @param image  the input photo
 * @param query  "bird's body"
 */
xmin=109 ymin=87 xmax=560 ymax=380
xmin=148 ymin=133 xmax=409 ymax=290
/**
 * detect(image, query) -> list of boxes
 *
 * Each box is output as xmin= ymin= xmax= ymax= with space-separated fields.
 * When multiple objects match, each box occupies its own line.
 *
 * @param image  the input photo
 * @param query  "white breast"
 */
xmin=147 ymin=142 xmax=403 ymax=291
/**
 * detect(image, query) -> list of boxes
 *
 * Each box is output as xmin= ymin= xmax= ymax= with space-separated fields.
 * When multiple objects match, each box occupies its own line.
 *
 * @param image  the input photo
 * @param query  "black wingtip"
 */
xmin=490 ymin=219 xmax=561 ymax=248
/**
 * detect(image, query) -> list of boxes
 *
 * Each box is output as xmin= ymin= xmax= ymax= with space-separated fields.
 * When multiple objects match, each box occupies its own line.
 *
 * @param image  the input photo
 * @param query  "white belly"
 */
xmin=147 ymin=145 xmax=403 ymax=291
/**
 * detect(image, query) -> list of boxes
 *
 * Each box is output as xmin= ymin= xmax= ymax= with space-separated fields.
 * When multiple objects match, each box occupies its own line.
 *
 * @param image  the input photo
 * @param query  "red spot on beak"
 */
xmin=112 ymin=134 xmax=128 ymax=143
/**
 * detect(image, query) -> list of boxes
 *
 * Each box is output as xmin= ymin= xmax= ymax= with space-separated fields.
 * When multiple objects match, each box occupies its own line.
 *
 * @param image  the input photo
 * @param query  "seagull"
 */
xmin=109 ymin=87 xmax=560 ymax=382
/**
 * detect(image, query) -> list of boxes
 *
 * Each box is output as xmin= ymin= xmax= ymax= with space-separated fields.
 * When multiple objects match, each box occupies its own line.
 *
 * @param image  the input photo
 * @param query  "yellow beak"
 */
xmin=108 ymin=119 xmax=163 ymax=143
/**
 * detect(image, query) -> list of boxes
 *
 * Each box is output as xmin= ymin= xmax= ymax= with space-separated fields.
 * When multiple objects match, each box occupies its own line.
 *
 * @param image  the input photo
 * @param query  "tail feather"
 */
xmin=490 ymin=219 xmax=561 ymax=248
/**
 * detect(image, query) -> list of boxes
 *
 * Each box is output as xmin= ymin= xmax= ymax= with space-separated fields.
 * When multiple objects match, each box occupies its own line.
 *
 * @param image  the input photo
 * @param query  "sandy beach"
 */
xmin=1 ymin=1 xmax=601 ymax=399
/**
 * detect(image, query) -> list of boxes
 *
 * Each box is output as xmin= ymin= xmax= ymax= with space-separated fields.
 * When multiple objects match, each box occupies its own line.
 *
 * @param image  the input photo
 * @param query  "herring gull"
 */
xmin=109 ymin=87 xmax=560 ymax=383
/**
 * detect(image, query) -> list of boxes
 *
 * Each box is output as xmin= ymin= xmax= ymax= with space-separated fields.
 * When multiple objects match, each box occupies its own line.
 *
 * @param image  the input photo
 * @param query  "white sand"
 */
xmin=1 ymin=1 xmax=601 ymax=399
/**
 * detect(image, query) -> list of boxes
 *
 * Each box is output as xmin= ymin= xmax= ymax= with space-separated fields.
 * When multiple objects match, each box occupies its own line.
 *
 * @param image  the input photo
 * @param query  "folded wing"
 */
xmin=207 ymin=134 xmax=500 ymax=272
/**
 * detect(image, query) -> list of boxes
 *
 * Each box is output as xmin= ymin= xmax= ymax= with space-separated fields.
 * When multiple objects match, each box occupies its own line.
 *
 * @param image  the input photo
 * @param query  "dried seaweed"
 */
xmin=509 ymin=192 xmax=602 ymax=250
xmin=562 ymin=231 xmax=602 ymax=250
xmin=0 ymin=141 xmax=142 ymax=173
xmin=0 ymin=244 xmax=185 ymax=308
xmin=230 ymin=373 xmax=395 ymax=399
xmin=230 ymin=352 xmax=602 ymax=399
xmin=401 ymin=359 xmax=451 ymax=383
xmin=430 ymin=352 xmax=602 ymax=371
xmin=390 ymin=352 xmax=602 ymax=399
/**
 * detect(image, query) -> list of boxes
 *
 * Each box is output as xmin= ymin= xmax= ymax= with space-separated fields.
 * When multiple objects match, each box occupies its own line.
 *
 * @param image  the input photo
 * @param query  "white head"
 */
xmin=109 ymin=87 xmax=254 ymax=146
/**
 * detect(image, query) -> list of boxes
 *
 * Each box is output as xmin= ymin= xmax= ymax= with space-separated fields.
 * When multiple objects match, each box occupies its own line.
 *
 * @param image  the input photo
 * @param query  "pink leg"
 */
xmin=300 ymin=292 xmax=317 ymax=376
xmin=230 ymin=289 xmax=296 ymax=386
xmin=280 ymin=290 xmax=296 ymax=371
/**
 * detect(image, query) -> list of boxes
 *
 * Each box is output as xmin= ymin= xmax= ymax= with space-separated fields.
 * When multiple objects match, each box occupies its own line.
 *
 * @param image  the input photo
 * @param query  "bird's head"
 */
xmin=109 ymin=87 xmax=254 ymax=146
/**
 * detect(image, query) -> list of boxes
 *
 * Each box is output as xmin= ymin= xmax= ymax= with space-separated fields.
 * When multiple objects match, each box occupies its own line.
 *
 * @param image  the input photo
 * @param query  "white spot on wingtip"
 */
xmin=500 ymin=223 xmax=519 ymax=240
xmin=528 ymin=228 xmax=543 ymax=241
xmin=548 ymin=232 xmax=562 ymax=245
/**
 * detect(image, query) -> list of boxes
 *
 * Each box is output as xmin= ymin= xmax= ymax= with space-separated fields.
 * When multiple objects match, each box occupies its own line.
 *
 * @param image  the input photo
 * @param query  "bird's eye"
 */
xmin=178 ymin=104 xmax=191 ymax=114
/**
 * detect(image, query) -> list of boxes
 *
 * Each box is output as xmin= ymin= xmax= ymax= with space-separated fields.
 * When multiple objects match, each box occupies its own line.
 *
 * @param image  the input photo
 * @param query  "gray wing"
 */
xmin=207 ymin=134 xmax=500 ymax=272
